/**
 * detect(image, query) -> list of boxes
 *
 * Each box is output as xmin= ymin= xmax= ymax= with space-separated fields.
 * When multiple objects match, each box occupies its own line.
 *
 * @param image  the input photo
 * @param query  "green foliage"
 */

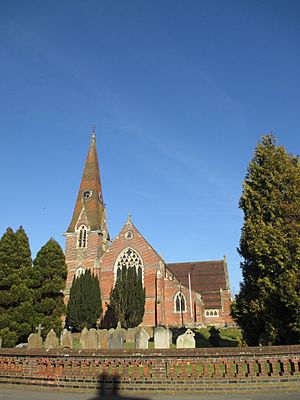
xmin=33 ymin=238 xmax=67 ymax=337
xmin=66 ymin=269 xmax=102 ymax=331
xmin=0 ymin=226 xmax=36 ymax=347
xmin=231 ymin=134 xmax=300 ymax=345
xmin=109 ymin=265 xmax=146 ymax=329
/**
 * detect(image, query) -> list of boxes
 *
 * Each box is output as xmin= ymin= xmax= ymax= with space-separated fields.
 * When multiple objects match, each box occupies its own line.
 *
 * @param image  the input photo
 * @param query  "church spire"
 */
xmin=67 ymin=130 xmax=107 ymax=234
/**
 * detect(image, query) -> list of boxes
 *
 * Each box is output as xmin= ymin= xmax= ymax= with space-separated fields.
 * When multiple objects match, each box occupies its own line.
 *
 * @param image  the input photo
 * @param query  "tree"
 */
xmin=66 ymin=269 xmax=102 ymax=331
xmin=33 ymin=238 xmax=67 ymax=337
xmin=109 ymin=265 xmax=145 ymax=329
xmin=0 ymin=227 xmax=36 ymax=346
xmin=231 ymin=134 xmax=300 ymax=345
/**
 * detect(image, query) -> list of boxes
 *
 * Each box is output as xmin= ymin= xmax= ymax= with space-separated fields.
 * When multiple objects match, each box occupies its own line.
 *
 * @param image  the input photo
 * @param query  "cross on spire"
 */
xmin=127 ymin=213 xmax=132 ymax=225
xmin=92 ymin=124 xmax=96 ymax=138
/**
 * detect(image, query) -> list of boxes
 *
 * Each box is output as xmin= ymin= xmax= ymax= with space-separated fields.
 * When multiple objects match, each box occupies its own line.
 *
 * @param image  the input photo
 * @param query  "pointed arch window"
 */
xmin=174 ymin=292 xmax=186 ymax=313
xmin=77 ymin=225 xmax=88 ymax=248
xmin=75 ymin=267 xmax=85 ymax=278
xmin=114 ymin=248 xmax=144 ymax=284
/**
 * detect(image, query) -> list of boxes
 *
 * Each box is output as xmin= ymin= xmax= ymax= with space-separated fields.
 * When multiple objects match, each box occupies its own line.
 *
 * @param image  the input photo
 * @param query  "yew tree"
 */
xmin=33 ymin=238 xmax=67 ymax=336
xmin=66 ymin=269 xmax=102 ymax=331
xmin=231 ymin=134 xmax=300 ymax=345
xmin=0 ymin=227 xmax=36 ymax=346
xmin=109 ymin=265 xmax=145 ymax=328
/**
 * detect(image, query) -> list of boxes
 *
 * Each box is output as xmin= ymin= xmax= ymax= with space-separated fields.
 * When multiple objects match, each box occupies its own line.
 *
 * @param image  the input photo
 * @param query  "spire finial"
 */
xmin=126 ymin=213 xmax=132 ymax=225
xmin=92 ymin=124 xmax=96 ymax=138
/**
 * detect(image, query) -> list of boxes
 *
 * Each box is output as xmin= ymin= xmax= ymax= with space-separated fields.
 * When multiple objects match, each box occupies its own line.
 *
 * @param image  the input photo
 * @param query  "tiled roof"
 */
xmin=167 ymin=260 xmax=229 ymax=308
xmin=201 ymin=291 xmax=222 ymax=308
xmin=67 ymin=134 xmax=107 ymax=232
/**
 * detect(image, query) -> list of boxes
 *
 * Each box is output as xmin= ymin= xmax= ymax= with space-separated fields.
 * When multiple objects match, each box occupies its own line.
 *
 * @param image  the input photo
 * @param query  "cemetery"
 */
xmin=0 ymin=325 xmax=300 ymax=393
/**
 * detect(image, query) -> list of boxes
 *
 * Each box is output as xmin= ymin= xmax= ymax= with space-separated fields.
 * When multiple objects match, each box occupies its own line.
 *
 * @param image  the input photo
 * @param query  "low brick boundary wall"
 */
xmin=1 ymin=346 xmax=300 ymax=393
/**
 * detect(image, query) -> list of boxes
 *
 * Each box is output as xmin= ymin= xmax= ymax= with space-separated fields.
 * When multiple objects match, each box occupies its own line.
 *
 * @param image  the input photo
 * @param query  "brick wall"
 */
xmin=0 ymin=346 xmax=299 ymax=393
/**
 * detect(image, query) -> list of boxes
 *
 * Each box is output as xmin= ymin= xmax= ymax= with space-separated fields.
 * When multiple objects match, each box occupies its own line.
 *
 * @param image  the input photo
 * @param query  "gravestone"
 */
xmin=176 ymin=329 xmax=195 ymax=349
xmin=36 ymin=323 xmax=44 ymax=336
xmin=60 ymin=329 xmax=73 ymax=349
xmin=116 ymin=322 xmax=126 ymax=338
xmin=27 ymin=333 xmax=43 ymax=349
xmin=126 ymin=328 xmax=137 ymax=343
xmin=80 ymin=327 xmax=89 ymax=349
xmin=154 ymin=326 xmax=171 ymax=349
xmin=108 ymin=328 xmax=124 ymax=349
xmin=135 ymin=328 xmax=150 ymax=349
xmin=81 ymin=328 xmax=98 ymax=349
xmin=98 ymin=329 xmax=108 ymax=349
xmin=45 ymin=329 xmax=59 ymax=349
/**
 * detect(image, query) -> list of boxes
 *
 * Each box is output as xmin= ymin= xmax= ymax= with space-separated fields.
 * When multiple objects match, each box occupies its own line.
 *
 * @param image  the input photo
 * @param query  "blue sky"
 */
xmin=0 ymin=0 xmax=299 ymax=294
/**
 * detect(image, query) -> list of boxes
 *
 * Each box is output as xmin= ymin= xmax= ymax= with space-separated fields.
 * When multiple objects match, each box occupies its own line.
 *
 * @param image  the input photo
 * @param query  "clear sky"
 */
xmin=0 ymin=0 xmax=299 ymax=295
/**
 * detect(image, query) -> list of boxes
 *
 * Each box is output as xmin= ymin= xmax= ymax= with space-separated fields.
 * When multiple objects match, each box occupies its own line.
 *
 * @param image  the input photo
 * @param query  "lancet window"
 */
xmin=75 ymin=267 xmax=85 ymax=278
xmin=174 ymin=292 xmax=186 ymax=313
xmin=77 ymin=225 xmax=88 ymax=248
xmin=114 ymin=248 xmax=144 ymax=284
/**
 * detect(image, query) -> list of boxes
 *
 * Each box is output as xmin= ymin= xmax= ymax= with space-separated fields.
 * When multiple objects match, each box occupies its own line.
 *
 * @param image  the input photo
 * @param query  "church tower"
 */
xmin=64 ymin=130 xmax=109 ymax=301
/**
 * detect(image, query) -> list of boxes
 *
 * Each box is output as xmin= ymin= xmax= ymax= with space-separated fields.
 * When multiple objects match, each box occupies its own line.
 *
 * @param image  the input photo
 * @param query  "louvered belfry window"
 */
xmin=78 ymin=225 xmax=87 ymax=248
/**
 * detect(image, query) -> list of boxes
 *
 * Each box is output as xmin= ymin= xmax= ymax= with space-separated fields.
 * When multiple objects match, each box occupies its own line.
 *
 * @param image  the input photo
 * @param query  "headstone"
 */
xmin=44 ymin=329 xmax=59 ymax=349
xmin=80 ymin=327 xmax=89 ymax=349
xmin=135 ymin=328 xmax=150 ymax=349
xmin=176 ymin=329 xmax=195 ymax=349
xmin=27 ymin=333 xmax=43 ymax=349
xmin=98 ymin=329 xmax=108 ymax=349
xmin=108 ymin=328 xmax=124 ymax=349
xmin=81 ymin=328 xmax=98 ymax=349
xmin=116 ymin=322 xmax=126 ymax=337
xmin=36 ymin=323 xmax=44 ymax=336
xmin=154 ymin=326 xmax=171 ymax=349
xmin=126 ymin=328 xmax=137 ymax=343
xmin=60 ymin=329 xmax=73 ymax=349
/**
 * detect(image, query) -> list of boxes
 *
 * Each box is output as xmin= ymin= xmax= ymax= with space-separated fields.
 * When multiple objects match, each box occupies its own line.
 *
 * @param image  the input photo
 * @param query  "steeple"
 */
xmin=67 ymin=131 xmax=108 ymax=235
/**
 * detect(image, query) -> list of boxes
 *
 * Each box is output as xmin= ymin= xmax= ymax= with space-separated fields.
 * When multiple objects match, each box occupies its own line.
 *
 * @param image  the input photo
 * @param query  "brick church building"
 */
xmin=64 ymin=132 xmax=233 ymax=327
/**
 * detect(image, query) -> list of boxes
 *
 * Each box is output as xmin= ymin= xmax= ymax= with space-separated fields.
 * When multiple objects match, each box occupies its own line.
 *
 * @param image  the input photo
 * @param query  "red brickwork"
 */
xmin=1 ymin=346 xmax=300 ymax=393
xmin=64 ymin=231 xmax=105 ymax=301
xmin=99 ymin=220 xmax=203 ymax=327
xmin=64 ymin=134 xmax=234 ymax=327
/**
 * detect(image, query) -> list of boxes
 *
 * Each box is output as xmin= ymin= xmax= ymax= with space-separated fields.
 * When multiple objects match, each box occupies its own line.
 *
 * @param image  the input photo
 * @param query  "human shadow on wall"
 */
xmin=88 ymin=373 xmax=149 ymax=400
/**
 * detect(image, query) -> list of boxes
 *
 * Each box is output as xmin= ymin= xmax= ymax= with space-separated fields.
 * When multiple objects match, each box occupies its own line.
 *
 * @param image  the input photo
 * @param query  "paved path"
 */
xmin=1 ymin=387 xmax=300 ymax=400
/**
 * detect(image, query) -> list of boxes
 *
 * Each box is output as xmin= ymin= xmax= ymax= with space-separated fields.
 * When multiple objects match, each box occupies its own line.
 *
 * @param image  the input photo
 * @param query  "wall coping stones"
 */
xmin=1 ymin=344 xmax=300 ymax=358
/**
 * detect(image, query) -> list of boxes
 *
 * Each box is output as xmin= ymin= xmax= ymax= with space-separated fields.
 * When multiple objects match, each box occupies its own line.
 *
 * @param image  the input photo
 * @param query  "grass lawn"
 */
xmin=194 ymin=327 xmax=243 ymax=347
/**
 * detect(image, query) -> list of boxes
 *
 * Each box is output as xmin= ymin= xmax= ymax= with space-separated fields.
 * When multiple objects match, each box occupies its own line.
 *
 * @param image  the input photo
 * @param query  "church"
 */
xmin=64 ymin=132 xmax=233 ymax=327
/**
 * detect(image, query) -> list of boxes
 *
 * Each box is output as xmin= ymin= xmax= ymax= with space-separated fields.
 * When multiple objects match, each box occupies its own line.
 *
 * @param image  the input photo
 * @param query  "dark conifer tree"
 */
xmin=231 ymin=134 xmax=300 ymax=345
xmin=66 ymin=269 xmax=102 ymax=331
xmin=109 ymin=265 xmax=145 ymax=328
xmin=0 ymin=227 xmax=35 ymax=346
xmin=33 ymin=238 xmax=67 ymax=336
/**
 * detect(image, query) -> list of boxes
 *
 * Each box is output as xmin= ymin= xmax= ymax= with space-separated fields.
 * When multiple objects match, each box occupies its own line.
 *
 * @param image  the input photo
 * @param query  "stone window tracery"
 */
xmin=114 ymin=248 xmax=144 ymax=284
xmin=174 ymin=292 xmax=186 ymax=313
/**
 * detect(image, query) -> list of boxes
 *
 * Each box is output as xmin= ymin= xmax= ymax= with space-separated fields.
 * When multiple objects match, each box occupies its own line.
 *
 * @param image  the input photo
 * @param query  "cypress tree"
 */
xmin=109 ymin=266 xmax=145 ymax=328
xmin=66 ymin=269 xmax=102 ymax=331
xmin=231 ymin=134 xmax=300 ymax=345
xmin=0 ymin=227 xmax=35 ymax=346
xmin=33 ymin=238 xmax=67 ymax=336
